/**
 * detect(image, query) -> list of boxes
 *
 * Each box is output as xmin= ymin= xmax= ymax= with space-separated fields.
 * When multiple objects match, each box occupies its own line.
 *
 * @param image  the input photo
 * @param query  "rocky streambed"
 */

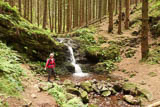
xmin=37 ymin=74 xmax=152 ymax=107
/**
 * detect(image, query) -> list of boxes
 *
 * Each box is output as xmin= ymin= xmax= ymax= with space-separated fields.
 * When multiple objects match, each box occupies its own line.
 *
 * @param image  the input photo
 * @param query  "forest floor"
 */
xmin=95 ymin=14 xmax=160 ymax=106
xmin=7 ymin=64 xmax=57 ymax=107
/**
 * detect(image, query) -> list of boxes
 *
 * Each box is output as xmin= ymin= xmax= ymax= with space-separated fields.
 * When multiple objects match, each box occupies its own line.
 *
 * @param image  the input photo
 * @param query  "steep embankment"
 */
xmin=0 ymin=1 xmax=67 ymax=64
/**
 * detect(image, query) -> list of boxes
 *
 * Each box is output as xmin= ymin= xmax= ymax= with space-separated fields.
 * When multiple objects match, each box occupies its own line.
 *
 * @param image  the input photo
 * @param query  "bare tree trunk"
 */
xmin=30 ymin=0 xmax=33 ymax=23
xmin=63 ymin=0 xmax=66 ymax=33
xmin=55 ymin=0 xmax=57 ymax=33
xmin=49 ymin=0 xmax=52 ymax=31
xmin=99 ymin=0 xmax=102 ymax=22
xmin=37 ymin=0 xmax=40 ymax=26
xmin=24 ymin=0 xmax=27 ymax=18
xmin=18 ymin=0 xmax=22 ymax=16
xmin=125 ymin=0 xmax=130 ymax=29
xmin=108 ymin=0 xmax=113 ymax=33
xmin=67 ymin=0 xmax=72 ymax=32
xmin=86 ymin=0 xmax=88 ymax=27
xmin=43 ymin=0 xmax=48 ymax=29
xmin=58 ymin=0 xmax=62 ymax=33
xmin=141 ymin=0 xmax=149 ymax=59
xmin=118 ymin=0 xmax=122 ymax=34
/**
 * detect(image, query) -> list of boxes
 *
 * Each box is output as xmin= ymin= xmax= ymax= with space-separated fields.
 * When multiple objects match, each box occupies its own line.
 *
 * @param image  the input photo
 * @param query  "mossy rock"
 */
xmin=122 ymin=82 xmax=138 ymax=94
xmin=101 ymin=91 xmax=111 ymax=97
xmin=137 ymin=88 xmax=152 ymax=101
xmin=123 ymin=95 xmax=141 ymax=105
xmin=79 ymin=88 xmax=89 ymax=103
xmin=85 ymin=45 xmax=120 ymax=62
xmin=0 ymin=2 xmax=67 ymax=63
xmin=80 ymin=81 xmax=93 ymax=92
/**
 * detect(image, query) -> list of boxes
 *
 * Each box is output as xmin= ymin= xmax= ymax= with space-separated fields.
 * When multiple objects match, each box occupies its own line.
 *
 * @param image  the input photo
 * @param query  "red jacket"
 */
xmin=45 ymin=58 xmax=55 ymax=69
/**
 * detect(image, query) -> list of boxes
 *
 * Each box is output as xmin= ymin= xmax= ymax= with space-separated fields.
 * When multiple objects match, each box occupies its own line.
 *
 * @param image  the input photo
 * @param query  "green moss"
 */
xmin=86 ymin=44 xmax=120 ymax=61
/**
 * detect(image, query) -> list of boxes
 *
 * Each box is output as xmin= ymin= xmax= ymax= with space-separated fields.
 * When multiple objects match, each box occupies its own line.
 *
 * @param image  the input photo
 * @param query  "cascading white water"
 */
xmin=57 ymin=38 xmax=88 ymax=77
xmin=68 ymin=46 xmax=88 ymax=77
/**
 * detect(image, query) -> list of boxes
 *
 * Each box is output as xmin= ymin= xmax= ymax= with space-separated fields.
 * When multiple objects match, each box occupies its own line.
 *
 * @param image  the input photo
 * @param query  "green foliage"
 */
xmin=74 ymin=28 xmax=96 ymax=45
xmin=146 ymin=46 xmax=160 ymax=64
xmin=48 ymin=83 xmax=87 ymax=107
xmin=95 ymin=60 xmax=117 ymax=73
xmin=125 ymin=48 xmax=136 ymax=58
xmin=86 ymin=44 xmax=120 ymax=61
xmin=0 ymin=100 xmax=8 ymax=107
xmin=0 ymin=41 xmax=25 ymax=96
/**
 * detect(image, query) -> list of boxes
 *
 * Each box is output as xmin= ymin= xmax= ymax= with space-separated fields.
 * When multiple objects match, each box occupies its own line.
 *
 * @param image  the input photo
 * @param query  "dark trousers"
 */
xmin=47 ymin=68 xmax=56 ymax=81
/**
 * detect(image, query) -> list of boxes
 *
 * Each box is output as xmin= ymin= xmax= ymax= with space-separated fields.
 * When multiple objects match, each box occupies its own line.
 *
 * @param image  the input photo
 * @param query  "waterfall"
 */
xmin=68 ymin=46 xmax=88 ymax=77
xmin=57 ymin=38 xmax=88 ymax=77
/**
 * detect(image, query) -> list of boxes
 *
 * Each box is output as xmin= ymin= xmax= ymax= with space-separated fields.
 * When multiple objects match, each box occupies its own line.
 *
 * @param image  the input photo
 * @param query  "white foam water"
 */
xmin=68 ymin=46 xmax=88 ymax=77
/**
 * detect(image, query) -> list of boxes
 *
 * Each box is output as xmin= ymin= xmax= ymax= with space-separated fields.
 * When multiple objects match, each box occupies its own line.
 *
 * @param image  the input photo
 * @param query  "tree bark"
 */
xmin=43 ymin=0 xmax=48 ymax=29
xmin=118 ymin=0 xmax=122 ymax=34
xmin=125 ymin=0 xmax=130 ymax=29
xmin=18 ymin=0 xmax=22 ymax=16
xmin=141 ymin=0 xmax=149 ymax=59
xmin=108 ymin=0 xmax=113 ymax=33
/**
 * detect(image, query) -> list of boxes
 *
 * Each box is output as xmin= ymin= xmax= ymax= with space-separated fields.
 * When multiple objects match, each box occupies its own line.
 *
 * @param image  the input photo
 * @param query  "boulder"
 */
xmin=66 ymin=87 xmax=80 ymax=96
xmin=63 ymin=79 xmax=75 ymax=88
xmin=80 ymin=81 xmax=93 ymax=92
xmin=137 ymin=88 xmax=152 ymax=101
xmin=123 ymin=95 xmax=140 ymax=105
xmin=122 ymin=82 xmax=137 ymax=94
xmin=79 ymin=88 xmax=89 ymax=103
xmin=92 ymin=84 xmax=100 ymax=94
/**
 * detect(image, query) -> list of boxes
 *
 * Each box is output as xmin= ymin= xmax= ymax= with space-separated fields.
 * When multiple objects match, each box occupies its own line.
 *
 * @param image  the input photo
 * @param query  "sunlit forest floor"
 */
xmin=94 ymin=9 xmax=160 ymax=105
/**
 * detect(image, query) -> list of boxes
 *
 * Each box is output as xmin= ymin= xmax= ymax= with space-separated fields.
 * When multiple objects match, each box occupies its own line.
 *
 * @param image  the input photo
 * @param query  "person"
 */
xmin=45 ymin=53 xmax=56 ymax=82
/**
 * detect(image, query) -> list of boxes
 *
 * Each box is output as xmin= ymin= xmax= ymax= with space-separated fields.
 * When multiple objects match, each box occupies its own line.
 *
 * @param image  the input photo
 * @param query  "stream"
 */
xmin=57 ymin=38 xmax=140 ymax=107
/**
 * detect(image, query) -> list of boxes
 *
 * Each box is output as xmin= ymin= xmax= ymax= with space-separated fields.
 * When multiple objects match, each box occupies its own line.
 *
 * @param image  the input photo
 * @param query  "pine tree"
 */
xmin=141 ymin=0 xmax=149 ymax=59
xmin=118 ymin=0 xmax=122 ymax=34
xmin=108 ymin=0 xmax=113 ymax=33
xmin=43 ymin=0 xmax=48 ymax=29
xmin=125 ymin=0 xmax=130 ymax=29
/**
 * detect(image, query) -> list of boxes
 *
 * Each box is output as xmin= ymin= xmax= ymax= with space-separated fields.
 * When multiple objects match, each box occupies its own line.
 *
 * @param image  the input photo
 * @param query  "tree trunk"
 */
xmin=118 ymin=0 xmax=122 ymax=34
xmin=86 ymin=0 xmax=88 ymax=27
xmin=58 ymin=0 xmax=62 ymax=33
xmin=49 ymin=0 xmax=52 ymax=31
xmin=37 ymin=0 xmax=40 ymax=26
xmin=30 ymin=0 xmax=33 ymax=23
xmin=108 ymin=0 xmax=113 ymax=33
xmin=99 ymin=0 xmax=102 ymax=22
xmin=141 ymin=0 xmax=149 ymax=59
xmin=55 ymin=0 xmax=57 ymax=33
xmin=24 ymin=0 xmax=27 ymax=18
xmin=63 ymin=0 xmax=66 ymax=33
xmin=43 ymin=0 xmax=48 ymax=29
xmin=67 ymin=0 xmax=72 ymax=32
xmin=125 ymin=0 xmax=130 ymax=29
xmin=115 ymin=0 xmax=118 ymax=15
xmin=18 ymin=0 xmax=22 ymax=16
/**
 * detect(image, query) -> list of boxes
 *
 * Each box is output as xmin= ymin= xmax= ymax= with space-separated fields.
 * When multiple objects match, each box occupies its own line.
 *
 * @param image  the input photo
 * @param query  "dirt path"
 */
xmin=95 ymin=14 xmax=160 ymax=106
xmin=20 ymin=64 xmax=57 ymax=107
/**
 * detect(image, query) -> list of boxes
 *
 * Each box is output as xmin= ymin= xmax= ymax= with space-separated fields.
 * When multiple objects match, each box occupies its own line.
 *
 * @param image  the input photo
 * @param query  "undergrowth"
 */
xmin=0 ymin=41 xmax=26 ymax=97
xmin=48 ymin=83 xmax=87 ymax=107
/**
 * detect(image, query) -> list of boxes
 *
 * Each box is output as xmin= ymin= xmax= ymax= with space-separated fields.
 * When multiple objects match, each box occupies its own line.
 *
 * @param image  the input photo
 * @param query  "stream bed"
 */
xmin=59 ymin=74 xmax=141 ymax=107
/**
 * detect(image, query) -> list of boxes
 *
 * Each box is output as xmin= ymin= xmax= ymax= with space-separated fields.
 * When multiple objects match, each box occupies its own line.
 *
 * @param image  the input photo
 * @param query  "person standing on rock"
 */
xmin=45 ymin=53 xmax=56 ymax=82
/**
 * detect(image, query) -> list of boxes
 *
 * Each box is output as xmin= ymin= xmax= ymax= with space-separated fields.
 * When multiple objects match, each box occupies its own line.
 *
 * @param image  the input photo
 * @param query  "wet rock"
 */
xmin=80 ymin=81 xmax=93 ymax=92
xmin=123 ymin=95 xmax=140 ymax=105
xmin=101 ymin=91 xmax=111 ymax=97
